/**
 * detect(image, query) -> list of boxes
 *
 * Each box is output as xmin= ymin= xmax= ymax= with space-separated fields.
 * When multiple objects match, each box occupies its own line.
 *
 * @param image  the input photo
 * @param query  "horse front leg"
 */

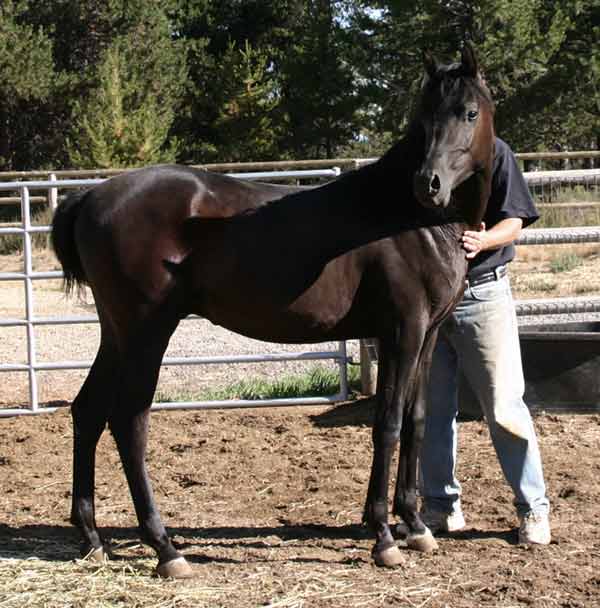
xmin=362 ymin=336 xmax=414 ymax=567
xmin=393 ymin=329 xmax=439 ymax=553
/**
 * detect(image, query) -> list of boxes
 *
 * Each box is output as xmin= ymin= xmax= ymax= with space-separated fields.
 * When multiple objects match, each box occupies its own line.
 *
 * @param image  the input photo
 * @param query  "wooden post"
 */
xmin=359 ymin=339 xmax=378 ymax=396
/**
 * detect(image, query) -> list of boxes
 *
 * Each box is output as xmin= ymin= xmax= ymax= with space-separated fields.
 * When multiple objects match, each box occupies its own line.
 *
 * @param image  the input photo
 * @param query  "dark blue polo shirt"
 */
xmin=467 ymin=137 xmax=539 ymax=279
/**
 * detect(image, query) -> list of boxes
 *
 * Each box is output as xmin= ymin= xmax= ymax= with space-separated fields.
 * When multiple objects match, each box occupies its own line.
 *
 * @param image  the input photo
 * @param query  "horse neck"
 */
xmin=250 ymin=130 xmax=463 ymax=263
xmin=375 ymin=131 xmax=424 ymax=187
xmin=320 ymin=145 xmax=426 ymax=227
xmin=450 ymin=143 xmax=494 ymax=230
xmin=459 ymin=171 xmax=492 ymax=229
xmin=285 ymin=143 xmax=456 ymax=262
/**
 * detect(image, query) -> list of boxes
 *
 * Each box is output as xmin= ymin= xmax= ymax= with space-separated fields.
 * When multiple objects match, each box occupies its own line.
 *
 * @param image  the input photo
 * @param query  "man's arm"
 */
xmin=462 ymin=218 xmax=523 ymax=260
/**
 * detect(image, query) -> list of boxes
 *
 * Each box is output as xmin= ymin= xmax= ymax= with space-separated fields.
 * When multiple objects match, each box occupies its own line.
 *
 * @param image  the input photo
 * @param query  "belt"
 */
xmin=466 ymin=265 xmax=507 ymax=288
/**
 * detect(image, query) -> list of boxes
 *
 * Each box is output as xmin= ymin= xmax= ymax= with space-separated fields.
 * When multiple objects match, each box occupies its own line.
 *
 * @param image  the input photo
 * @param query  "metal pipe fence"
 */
xmin=0 ymin=169 xmax=342 ymax=208
xmin=2 ymin=167 xmax=600 ymax=417
xmin=0 ymin=170 xmax=348 ymax=418
xmin=525 ymin=169 xmax=600 ymax=205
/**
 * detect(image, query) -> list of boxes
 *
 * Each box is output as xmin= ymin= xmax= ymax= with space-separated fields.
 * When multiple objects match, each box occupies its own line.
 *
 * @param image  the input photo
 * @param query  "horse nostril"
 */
xmin=430 ymin=174 xmax=441 ymax=194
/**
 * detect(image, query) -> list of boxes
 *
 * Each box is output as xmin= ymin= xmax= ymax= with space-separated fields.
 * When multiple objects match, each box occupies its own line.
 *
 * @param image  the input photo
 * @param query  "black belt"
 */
xmin=466 ymin=265 xmax=507 ymax=288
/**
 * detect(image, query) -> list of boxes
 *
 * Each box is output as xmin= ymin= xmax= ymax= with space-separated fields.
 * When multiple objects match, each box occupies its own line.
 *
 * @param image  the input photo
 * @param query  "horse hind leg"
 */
xmin=70 ymin=338 xmax=118 ymax=561
xmin=108 ymin=318 xmax=193 ymax=579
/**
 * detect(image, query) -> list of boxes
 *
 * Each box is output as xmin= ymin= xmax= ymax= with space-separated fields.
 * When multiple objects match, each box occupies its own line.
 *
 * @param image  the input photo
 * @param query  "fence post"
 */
xmin=48 ymin=173 xmax=58 ymax=212
xmin=359 ymin=339 xmax=378 ymax=396
xmin=21 ymin=186 xmax=39 ymax=411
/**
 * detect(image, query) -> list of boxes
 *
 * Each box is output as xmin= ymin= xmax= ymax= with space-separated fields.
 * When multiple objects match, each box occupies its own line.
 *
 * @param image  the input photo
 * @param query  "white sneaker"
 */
xmin=396 ymin=508 xmax=466 ymax=537
xmin=518 ymin=511 xmax=551 ymax=545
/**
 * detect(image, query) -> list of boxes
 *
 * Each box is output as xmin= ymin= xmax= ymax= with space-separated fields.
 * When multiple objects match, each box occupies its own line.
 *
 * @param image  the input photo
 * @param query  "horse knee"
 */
xmin=402 ymin=415 xmax=425 ymax=441
xmin=70 ymin=495 xmax=94 ymax=525
xmin=372 ymin=426 xmax=401 ymax=447
xmin=373 ymin=407 xmax=402 ymax=444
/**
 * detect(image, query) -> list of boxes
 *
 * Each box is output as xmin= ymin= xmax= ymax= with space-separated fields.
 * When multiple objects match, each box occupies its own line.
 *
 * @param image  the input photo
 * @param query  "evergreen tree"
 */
xmin=277 ymin=0 xmax=362 ymax=158
xmin=493 ymin=0 xmax=599 ymax=150
xmin=66 ymin=5 xmax=187 ymax=168
xmin=0 ymin=0 xmax=55 ymax=169
xmin=1 ymin=1 xmax=597 ymax=169
xmin=346 ymin=0 xmax=598 ymax=153
xmin=213 ymin=41 xmax=281 ymax=162
xmin=169 ymin=0 xmax=294 ymax=162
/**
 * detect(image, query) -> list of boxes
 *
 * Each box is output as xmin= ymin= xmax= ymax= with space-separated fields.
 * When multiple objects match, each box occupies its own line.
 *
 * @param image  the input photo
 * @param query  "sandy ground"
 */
xmin=0 ymin=405 xmax=599 ymax=607
xmin=1 ymin=245 xmax=600 ymax=606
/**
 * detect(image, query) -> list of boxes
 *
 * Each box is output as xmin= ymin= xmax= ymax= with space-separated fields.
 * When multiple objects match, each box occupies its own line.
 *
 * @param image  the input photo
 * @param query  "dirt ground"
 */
xmin=1 ymin=244 xmax=600 ymax=606
xmin=0 ymin=404 xmax=599 ymax=607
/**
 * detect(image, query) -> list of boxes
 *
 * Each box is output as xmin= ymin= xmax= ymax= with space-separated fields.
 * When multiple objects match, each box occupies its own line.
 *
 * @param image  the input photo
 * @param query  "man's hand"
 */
xmin=462 ymin=222 xmax=487 ymax=259
xmin=461 ymin=218 xmax=523 ymax=260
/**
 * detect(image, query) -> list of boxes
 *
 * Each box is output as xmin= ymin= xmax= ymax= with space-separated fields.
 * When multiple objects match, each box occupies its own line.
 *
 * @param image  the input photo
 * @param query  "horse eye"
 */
xmin=467 ymin=110 xmax=479 ymax=122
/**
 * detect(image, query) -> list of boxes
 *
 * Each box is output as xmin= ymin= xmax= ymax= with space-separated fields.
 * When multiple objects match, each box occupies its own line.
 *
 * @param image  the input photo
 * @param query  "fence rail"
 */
xmin=0 ymin=170 xmax=342 ymax=207
xmin=0 ymin=150 xmax=598 ymax=181
xmin=1 ymin=163 xmax=598 ymax=210
xmin=525 ymin=168 xmax=600 ymax=186
xmin=0 ymin=151 xmax=597 ymax=183
xmin=516 ymin=226 xmax=600 ymax=245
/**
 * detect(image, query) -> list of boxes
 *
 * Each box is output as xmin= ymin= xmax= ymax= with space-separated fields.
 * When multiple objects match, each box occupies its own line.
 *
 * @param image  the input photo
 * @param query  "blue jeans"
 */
xmin=420 ymin=274 xmax=549 ymax=517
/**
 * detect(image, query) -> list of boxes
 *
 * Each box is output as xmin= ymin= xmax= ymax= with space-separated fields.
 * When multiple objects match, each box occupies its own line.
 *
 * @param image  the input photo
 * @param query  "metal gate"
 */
xmin=0 ymin=169 xmax=352 ymax=417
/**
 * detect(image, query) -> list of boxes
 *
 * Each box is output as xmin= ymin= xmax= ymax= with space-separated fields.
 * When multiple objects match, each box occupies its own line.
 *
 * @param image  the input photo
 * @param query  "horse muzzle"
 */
xmin=413 ymin=172 xmax=451 ymax=208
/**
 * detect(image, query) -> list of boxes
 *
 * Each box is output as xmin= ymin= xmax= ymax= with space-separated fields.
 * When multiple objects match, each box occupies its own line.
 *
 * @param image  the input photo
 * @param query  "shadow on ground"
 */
xmin=310 ymin=397 xmax=375 ymax=428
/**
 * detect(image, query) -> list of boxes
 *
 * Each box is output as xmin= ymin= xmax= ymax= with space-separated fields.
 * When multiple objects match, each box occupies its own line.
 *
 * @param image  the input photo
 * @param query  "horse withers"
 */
xmin=50 ymin=44 xmax=495 ymax=577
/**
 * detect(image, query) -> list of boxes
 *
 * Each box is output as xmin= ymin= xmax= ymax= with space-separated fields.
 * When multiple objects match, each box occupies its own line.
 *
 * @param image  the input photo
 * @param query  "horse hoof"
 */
xmin=82 ymin=546 xmax=109 ymax=562
xmin=406 ymin=529 xmax=438 ymax=553
xmin=155 ymin=557 xmax=194 ymax=579
xmin=372 ymin=544 xmax=404 ymax=568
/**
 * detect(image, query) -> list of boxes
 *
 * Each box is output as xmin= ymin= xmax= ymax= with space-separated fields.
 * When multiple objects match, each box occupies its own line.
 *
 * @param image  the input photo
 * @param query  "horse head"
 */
xmin=412 ymin=43 xmax=495 ymax=224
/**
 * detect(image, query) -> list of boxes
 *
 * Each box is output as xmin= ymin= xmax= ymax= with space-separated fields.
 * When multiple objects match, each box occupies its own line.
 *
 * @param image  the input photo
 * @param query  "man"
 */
xmin=413 ymin=136 xmax=551 ymax=545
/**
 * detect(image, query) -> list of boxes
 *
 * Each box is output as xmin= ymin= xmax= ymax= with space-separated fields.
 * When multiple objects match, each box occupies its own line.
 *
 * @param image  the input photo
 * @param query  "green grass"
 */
xmin=549 ymin=252 xmax=584 ymax=273
xmin=156 ymin=364 xmax=363 ymax=403
xmin=574 ymin=284 xmax=598 ymax=295
xmin=535 ymin=205 xmax=600 ymax=229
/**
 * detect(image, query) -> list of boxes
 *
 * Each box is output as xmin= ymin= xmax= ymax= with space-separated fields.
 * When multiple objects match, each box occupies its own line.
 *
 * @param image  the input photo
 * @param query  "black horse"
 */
xmin=51 ymin=44 xmax=495 ymax=577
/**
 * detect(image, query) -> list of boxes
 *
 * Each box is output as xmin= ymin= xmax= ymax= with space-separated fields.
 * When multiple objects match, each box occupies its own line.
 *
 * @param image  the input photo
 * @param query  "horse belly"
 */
xmin=191 ymin=264 xmax=360 ymax=344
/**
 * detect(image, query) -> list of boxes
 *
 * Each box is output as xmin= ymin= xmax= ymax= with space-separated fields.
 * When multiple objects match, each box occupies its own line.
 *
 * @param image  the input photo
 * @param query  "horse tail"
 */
xmin=51 ymin=189 xmax=90 ymax=294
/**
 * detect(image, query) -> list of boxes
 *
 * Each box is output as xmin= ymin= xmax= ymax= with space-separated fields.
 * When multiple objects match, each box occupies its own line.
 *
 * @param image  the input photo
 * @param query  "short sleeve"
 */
xmin=487 ymin=138 xmax=539 ymax=228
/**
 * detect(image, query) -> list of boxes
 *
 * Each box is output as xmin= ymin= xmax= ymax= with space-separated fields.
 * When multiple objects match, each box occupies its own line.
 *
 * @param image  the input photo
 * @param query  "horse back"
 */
xmin=71 ymin=165 xmax=306 ymax=320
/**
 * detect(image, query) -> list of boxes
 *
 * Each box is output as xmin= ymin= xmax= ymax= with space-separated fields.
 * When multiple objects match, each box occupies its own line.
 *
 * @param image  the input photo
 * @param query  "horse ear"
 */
xmin=461 ymin=42 xmax=478 ymax=77
xmin=423 ymin=49 xmax=439 ymax=78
